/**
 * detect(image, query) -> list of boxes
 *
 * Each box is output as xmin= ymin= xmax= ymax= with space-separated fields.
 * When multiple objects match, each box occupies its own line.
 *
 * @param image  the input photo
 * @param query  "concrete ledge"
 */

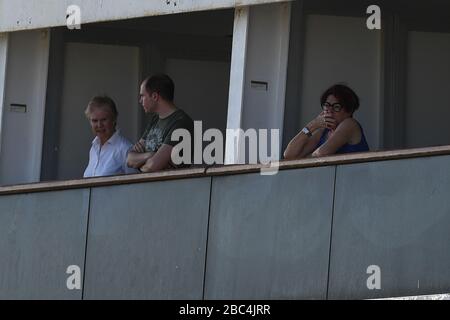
xmin=0 ymin=167 xmax=206 ymax=195
xmin=2 ymin=145 xmax=450 ymax=195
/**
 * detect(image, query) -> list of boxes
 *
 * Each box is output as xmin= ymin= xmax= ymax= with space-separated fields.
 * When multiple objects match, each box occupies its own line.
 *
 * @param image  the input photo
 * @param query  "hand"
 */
xmin=132 ymin=141 xmax=146 ymax=153
xmin=311 ymin=111 xmax=337 ymax=131
xmin=323 ymin=114 xmax=337 ymax=131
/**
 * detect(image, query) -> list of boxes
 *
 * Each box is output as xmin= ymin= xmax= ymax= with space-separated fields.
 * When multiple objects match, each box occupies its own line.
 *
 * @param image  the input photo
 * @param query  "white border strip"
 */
xmin=0 ymin=0 xmax=290 ymax=33
xmin=0 ymin=32 xmax=8 ymax=158
xmin=225 ymin=6 xmax=249 ymax=164
xmin=374 ymin=293 xmax=450 ymax=300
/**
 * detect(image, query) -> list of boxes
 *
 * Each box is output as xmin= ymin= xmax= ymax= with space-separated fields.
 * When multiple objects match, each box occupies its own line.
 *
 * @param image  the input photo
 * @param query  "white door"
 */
xmin=0 ymin=30 xmax=50 ymax=186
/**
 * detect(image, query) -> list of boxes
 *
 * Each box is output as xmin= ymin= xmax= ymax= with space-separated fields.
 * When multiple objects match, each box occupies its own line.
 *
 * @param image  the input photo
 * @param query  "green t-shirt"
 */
xmin=141 ymin=109 xmax=194 ymax=154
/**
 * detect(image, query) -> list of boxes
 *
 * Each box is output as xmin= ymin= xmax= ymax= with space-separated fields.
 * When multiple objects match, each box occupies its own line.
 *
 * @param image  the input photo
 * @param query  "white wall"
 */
xmin=405 ymin=31 xmax=450 ymax=148
xmin=0 ymin=29 xmax=49 ymax=186
xmin=166 ymin=58 xmax=230 ymax=133
xmin=225 ymin=2 xmax=291 ymax=164
xmin=242 ymin=2 xmax=290 ymax=132
xmin=0 ymin=33 xmax=8 ymax=157
xmin=225 ymin=7 xmax=249 ymax=164
xmin=57 ymin=42 xmax=139 ymax=180
xmin=300 ymin=15 xmax=382 ymax=150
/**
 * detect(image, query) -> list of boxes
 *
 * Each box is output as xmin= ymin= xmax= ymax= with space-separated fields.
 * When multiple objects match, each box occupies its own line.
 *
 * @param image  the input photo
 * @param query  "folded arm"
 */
xmin=311 ymin=118 xmax=359 ymax=157
xmin=140 ymin=144 xmax=173 ymax=173
xmin=284 ymin=112 xmax=329 ymax=159
xmin=126 ymin=139 xmax=154 ymax=169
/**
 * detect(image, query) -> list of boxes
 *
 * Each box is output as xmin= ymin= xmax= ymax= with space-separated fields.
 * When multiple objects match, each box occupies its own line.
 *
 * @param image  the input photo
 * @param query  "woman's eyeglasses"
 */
xmin=321 ymin=102 xmax=343 ymax=112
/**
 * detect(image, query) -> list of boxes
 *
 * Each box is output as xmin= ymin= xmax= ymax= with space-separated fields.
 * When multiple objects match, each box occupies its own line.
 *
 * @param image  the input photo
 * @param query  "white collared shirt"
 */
xmin=83 ymin=130 xmax=138 ymax=178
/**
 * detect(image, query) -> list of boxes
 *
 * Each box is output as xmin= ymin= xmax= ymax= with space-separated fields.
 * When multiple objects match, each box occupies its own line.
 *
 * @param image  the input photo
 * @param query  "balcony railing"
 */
xmin=1 ymin=145 xmax=450 ymax=299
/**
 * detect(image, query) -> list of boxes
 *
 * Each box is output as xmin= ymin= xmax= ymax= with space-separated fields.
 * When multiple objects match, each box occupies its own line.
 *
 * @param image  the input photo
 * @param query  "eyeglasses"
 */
xmin=321 ymin=102 xmax=343 ymax=112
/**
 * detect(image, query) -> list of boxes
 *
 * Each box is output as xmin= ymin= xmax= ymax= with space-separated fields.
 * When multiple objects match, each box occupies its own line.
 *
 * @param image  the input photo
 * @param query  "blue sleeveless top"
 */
xmin=317 ymin=121 xmax=369 ymax=154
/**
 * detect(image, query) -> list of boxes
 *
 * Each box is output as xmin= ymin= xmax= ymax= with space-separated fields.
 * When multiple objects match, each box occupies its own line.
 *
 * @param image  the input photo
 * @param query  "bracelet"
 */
xmin=301 ymin=127 xmax=312 ymax=137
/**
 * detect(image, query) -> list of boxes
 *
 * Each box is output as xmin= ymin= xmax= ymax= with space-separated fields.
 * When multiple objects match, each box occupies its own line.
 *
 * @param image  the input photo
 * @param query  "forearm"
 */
xmin=284 ymin=133 xmax=310 ymax=159
xmin=139 ymin=144 xmax=173 ymax=173
xmin=140 ymin=157 xmax=170 ymax=173
xmin=127 ymin=151 xmax=154 ymax=169
xmin=284 ymin=121 xmax=319 ymax=159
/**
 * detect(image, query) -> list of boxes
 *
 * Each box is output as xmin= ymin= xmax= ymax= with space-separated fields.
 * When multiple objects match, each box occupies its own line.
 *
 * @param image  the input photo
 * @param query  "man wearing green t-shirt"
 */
xmin=127 ymin=74 xmax=194 ymax=173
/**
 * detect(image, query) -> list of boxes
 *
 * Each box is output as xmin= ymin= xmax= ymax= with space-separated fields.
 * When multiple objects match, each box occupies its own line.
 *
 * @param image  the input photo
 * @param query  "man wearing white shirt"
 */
xmin=83 ymin=96 xmax=138 ymax=178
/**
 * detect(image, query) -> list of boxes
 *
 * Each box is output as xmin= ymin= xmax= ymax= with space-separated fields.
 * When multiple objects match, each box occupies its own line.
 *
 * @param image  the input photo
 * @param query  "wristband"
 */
xmin=301 ymin=127 xmax=312 ymax=137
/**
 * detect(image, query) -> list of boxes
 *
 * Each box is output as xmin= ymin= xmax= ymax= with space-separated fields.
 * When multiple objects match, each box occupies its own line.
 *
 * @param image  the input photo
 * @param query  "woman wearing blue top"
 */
xmin=284 ymin=84 xmax=369 ymax=159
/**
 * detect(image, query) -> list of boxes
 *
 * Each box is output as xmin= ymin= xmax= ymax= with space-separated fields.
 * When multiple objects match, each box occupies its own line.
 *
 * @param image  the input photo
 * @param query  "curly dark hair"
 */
xmin=320 ymin=84 xmax=360 ymax=114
